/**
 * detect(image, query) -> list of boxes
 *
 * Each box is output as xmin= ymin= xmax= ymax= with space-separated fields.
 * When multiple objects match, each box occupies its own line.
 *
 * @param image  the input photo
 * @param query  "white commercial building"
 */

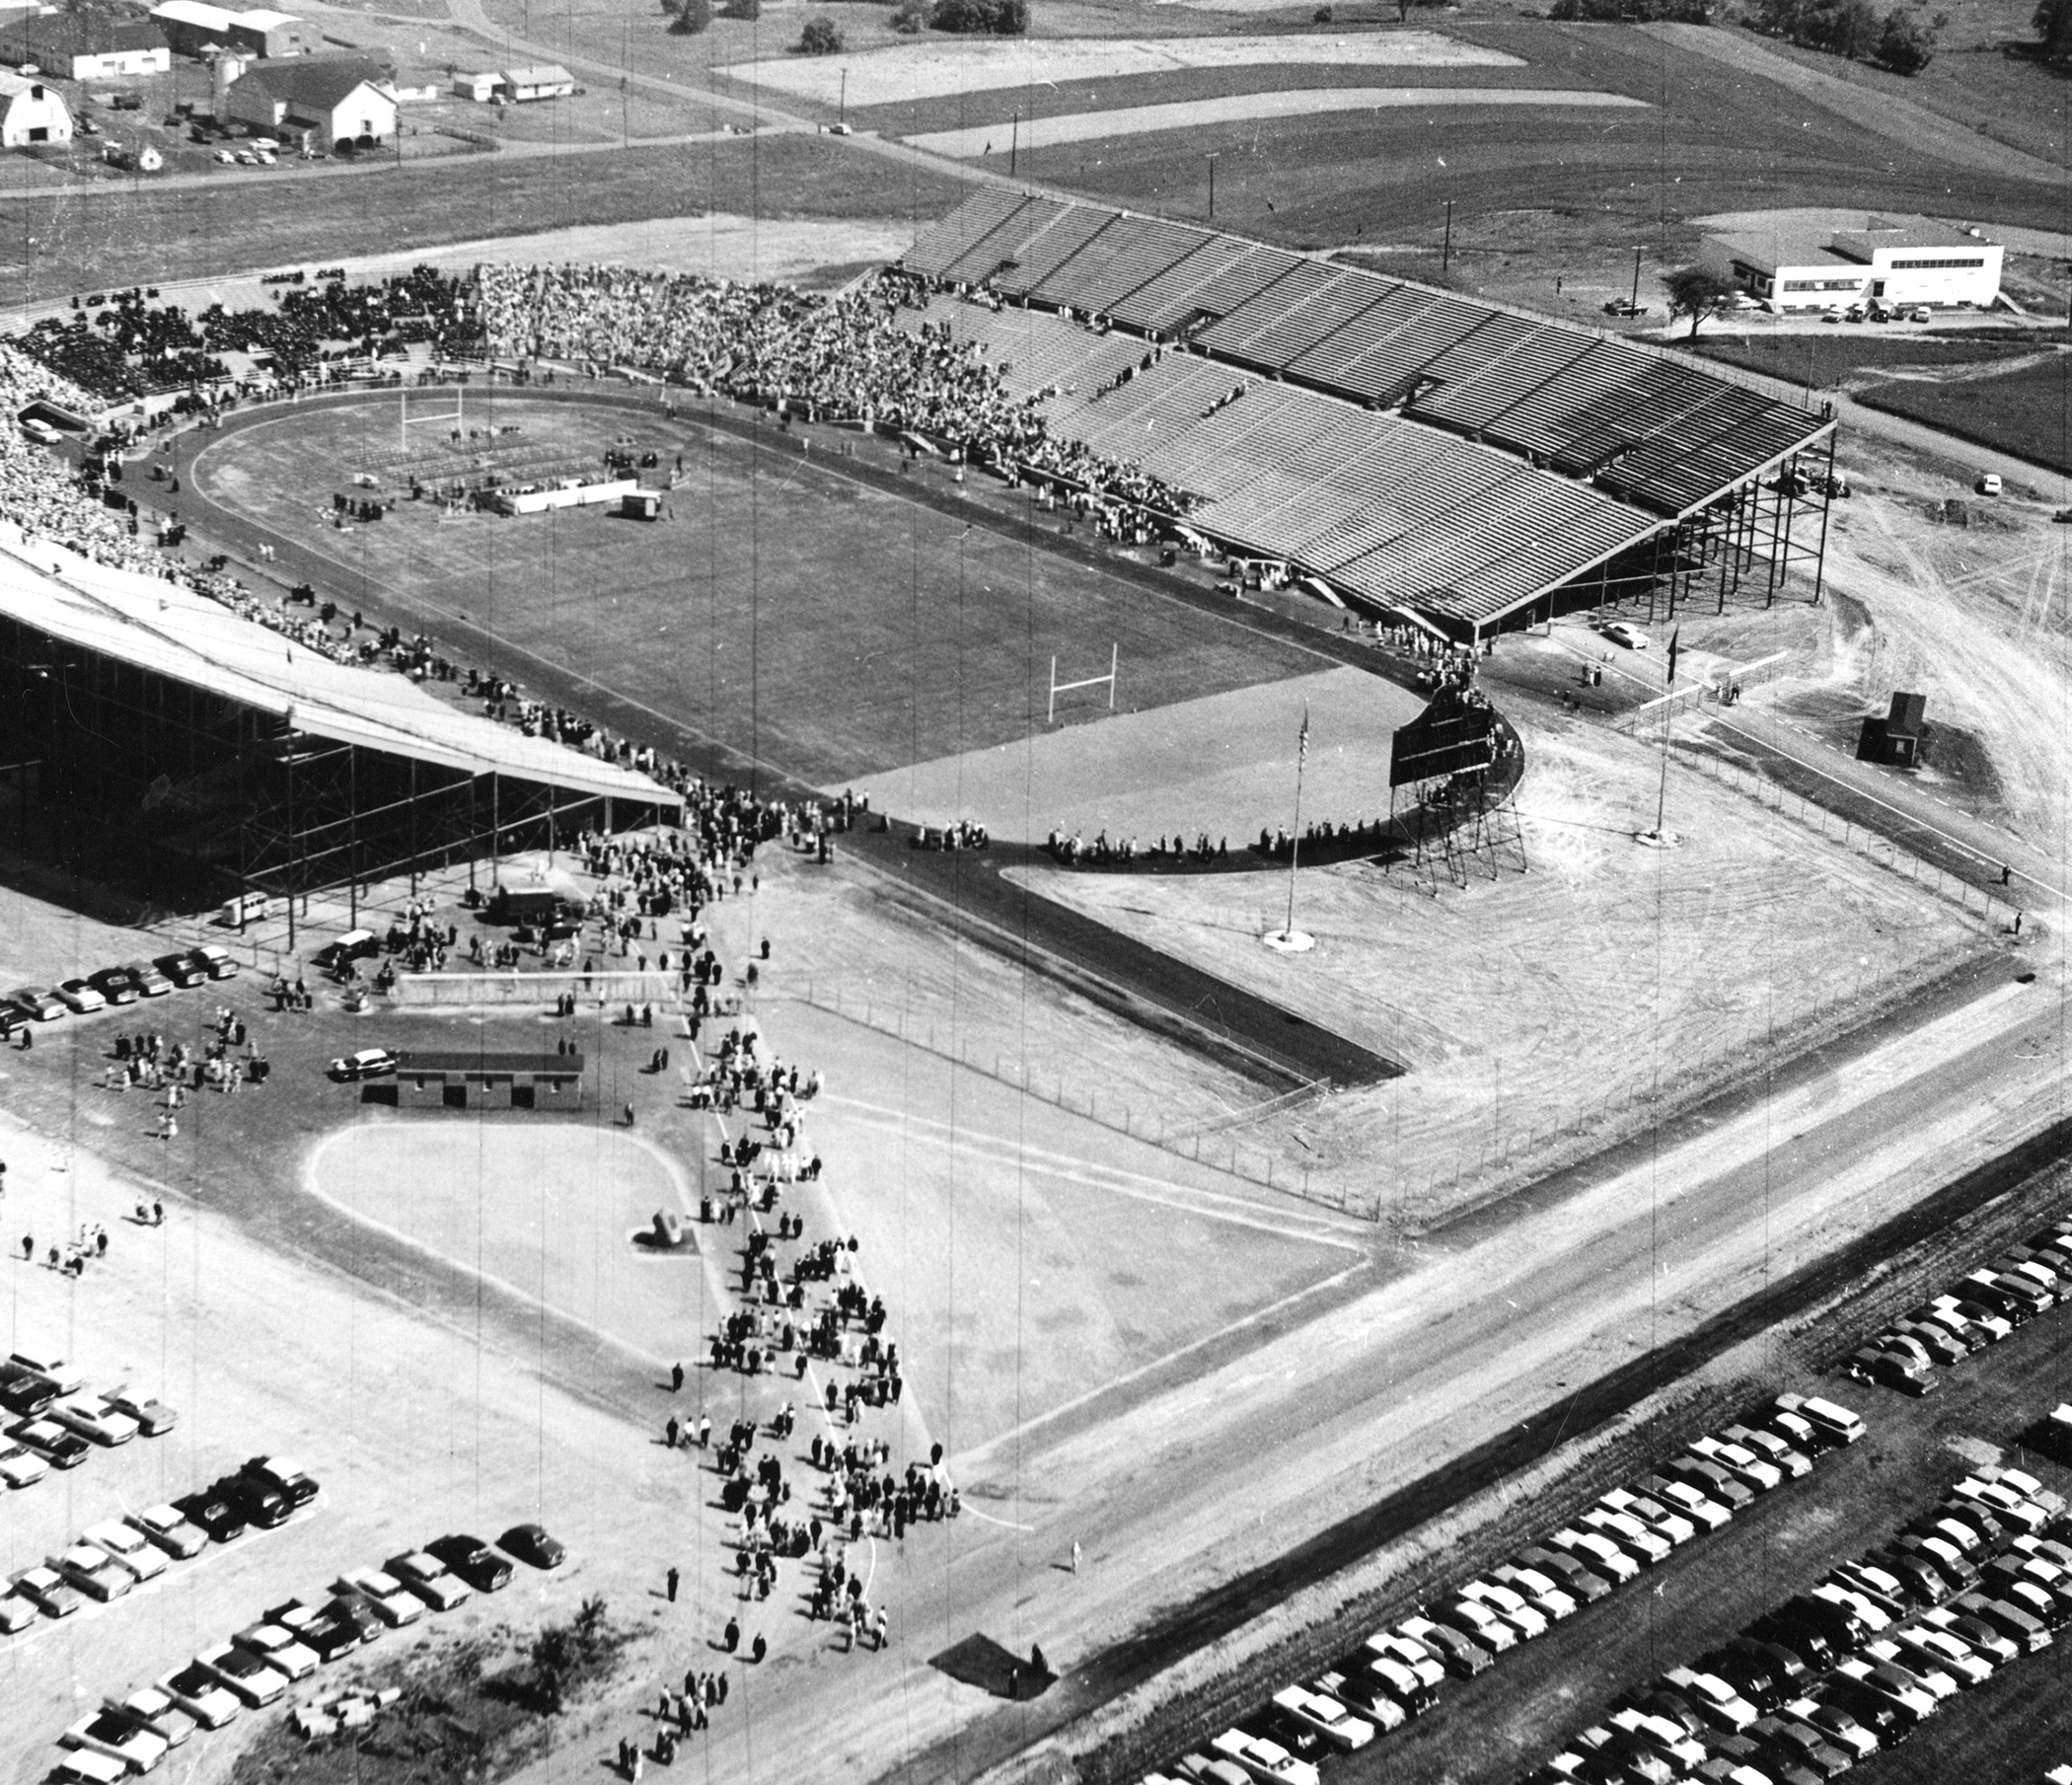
xmin=497 ymin=63 xmax=573 ymax=102
xmin=1705 ymin=215 xmax=2004 ymax=314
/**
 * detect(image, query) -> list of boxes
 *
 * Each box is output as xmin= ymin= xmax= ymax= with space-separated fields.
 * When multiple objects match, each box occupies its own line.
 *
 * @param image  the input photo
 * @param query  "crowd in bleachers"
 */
xmin=15 ymin=267 xmax=481 ymax=400
xmin=475 ymin=263 xmax=1199 ymax=518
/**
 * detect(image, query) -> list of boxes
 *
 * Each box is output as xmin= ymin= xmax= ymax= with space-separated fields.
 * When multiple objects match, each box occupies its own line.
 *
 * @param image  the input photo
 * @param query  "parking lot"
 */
xmin=1142 ymin=1156 xmax=2072 ymax=1785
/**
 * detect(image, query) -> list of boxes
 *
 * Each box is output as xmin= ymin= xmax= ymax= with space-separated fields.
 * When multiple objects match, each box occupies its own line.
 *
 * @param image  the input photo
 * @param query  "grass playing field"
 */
xmin=191 ymin=392 xmax=1326 ymax=785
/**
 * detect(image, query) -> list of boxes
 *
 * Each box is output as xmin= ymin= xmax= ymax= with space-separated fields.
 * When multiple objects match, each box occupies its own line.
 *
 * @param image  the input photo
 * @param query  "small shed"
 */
xmin=395 ymin=1049 xmax=585 ymax=1111
xmin=1857 ymin=691 xmax=1931 ymax=769
xmin=621 ymin=489 xmax=661 ymax=521
xmin=451 ymin=69 xmax=496 ymax=102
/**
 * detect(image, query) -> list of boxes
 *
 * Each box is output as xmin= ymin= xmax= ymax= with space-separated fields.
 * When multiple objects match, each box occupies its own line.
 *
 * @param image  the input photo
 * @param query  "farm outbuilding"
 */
xmin=451 ymin=69 xmax=496 ymax=101
xmin=225 ymin=53 xmax=394 ymax=145
xmin=150 ymin=0 xmax=307 ymax=58
xmin=1705 ymin=215 xmax=2004 ymax=314
xmin=0 ymin=71 xmax=69 ymax=145
xmin=0 ymin=16 xmax=170 ymax=81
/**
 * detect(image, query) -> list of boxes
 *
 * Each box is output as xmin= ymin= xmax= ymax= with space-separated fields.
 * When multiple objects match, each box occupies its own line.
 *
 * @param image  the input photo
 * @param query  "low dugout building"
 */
xmin=0 ymin=527 xmax=680 ymax=913
xmin=898 ymin=193 xmax=1838 ymax=643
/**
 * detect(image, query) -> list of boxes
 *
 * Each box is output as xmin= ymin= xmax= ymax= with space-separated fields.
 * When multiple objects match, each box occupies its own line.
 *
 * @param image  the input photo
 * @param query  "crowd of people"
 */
xmin=16 ymin=267 xmax=479 ymax=400
xmin=474 ymin=263 xmax=1198 ymax=521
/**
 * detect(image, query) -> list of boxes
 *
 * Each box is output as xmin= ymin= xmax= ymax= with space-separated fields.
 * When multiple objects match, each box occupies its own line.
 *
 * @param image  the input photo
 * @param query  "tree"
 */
xmin=892 ymin=0 xmax=926 ymax=27
xmin=1663 ymin=265 xmax=1738 ymax=338
xmin=671 ymin=0 xmax=711 ymax=32
xmin=2037 ymin=0 xmax=2072 ymax=56
xmin=1873 ymin=6 xmax=1935 ymax=69
xmin=797 ymin=15 xmax=843 ymax=49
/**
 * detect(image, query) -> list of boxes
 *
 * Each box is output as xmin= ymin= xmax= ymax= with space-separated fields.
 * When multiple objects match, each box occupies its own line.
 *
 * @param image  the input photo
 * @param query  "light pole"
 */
xmin=1009 ymin=108 xmax=1017 ymax=177
xmin=1442 ymin=198 xmax=1453 ymax=275
xmin=1206 ymin=151 xmax=1219 ymax=221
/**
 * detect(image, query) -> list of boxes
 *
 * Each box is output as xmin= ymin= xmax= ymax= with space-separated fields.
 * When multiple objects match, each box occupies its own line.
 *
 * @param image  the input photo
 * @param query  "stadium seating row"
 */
xmin=900 ymin=194 xmax=1828 ymax=529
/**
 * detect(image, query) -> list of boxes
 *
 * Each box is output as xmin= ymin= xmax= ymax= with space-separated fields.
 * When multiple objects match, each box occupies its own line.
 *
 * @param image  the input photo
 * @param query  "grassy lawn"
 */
xmin=0 ymin=135 xmax=970 ymax=303
xmin=1856 ymin=356 xmax=2072 ymax=475
xmin=1693 ymin=334 xmax=2043 ymax=390
xmin=192 ymin=393 xmax=1323 ymax=782
xmin=1001 ymin=20 xmax=2070 ymax=255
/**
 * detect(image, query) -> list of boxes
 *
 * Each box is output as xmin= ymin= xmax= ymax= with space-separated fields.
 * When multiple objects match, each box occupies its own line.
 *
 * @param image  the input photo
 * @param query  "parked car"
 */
xmin=389 ymin=1550 xmax=472 ymax=1611
xmin=1397 ymin=1613 xmax=1493 ymax=1676
xmin=1725 ymin=1424 xmax=1813 ymax=1479
xmin=0 ymin=1439 xmax=48 ymax=1486
xmin=1491 ymin=1561 xmax=1578 ymax=1620
xmin=241 ymin=1455 xmax=319 ymax=1510
xmin=62 ymin=1709 xmax=169 ymax=1776
xmin=1662 ymin=1666 xmax=1757 ymax=1732
xmin=195 ymin=1641 xmax=288 ymax=1706
xmin=224 ymin=1473 xmax=289 ymax=1528
xmin=179 ymin=1491 xmax=249 ymax=1545
xmin=269 ymin=1596 xmax=367 ymax=1662
xmin=0 ymin=1372 xmax=57 ymax=1417
xmin=1312 ymin=1668 xmax=1407 ymax=1731
xmin=103 ymin=1686 xmax=197 ymax=1749
xmin=154 ymin=1661 xmax=242 ymax=1730
xmin=1550 ymin=1526 xmax=1640 ymax=1584
xmin=0 ymin=1584 xmax=42 ymax=1630
xmin=336 ymin=1568 xmax=424 ymax=1626
xmin=188 ymin=945 xmax=239 ymax=980
xmin=1602 ymin=1486 xmax=1697 ymax=1547
xmin=53 ymin=1542 xmax=133 ymax=1601
xmin=328 ymin=1047 xmax=397 ymax=1081
xmin=1773 ymin=1394 xmax=1867 ymax=1447
xmin=1641 ymin=1472 xmax=1733 ymax=1530
xmin=7 ymin=986 xmax=66 ymax=1020
xmin=499 ymin=1523 xmax=566 ymax=1569
xmin=51 ymin=1398 xmax=139 ymax=1447
xmin=87 ymin=967 xmax=140 ymax=1004
xmin=1209 ymin=1726 xmax=1320 ymax=1785
xmin=1603 ymin=621 xmax=1650 ymax=650
xmin=100 ymin=1388 xmax=177 ymax=1437
xmin=82 ymin=1519 xmax=168 ymax=1584
xmin=53 ymin=978 xmax=107 ymax=1013
xmin=151 ymin=952 xmax=206 ymax=989
xmin=13 ymin=1564 xmax=83 ymax=1617
xmin=127 ymin=1503 xmax=207 ymax=1560
xmin=1270 ymin=1684 xmax=1374 ymax=1750
xmin=233 ymin=1620 xmax=319 ymax=1680
xmin=428 ymin=1532 xmax=513 ymax=1592
xmin=11 ymin=1417 xmax=91 ymax=1468
xmin=121 ymin=960 xmax=174 ymax=998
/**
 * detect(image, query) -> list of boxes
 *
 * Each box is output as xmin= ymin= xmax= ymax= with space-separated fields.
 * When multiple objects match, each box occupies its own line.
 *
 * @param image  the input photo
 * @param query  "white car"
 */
xmin=1651 ymin=1476 xmax=1732 ymax=1531
xmin=1435 ymin=1595 xmax=1517 ymax=1651
xmin=63 ymin=1709 xmax=169 ymax=1775
xmin=1863 ymin=1639 xmax=1960 ymax=1701
xmin=20 ymin=417 xmax=62 ymax=444
xmin=104 ymin=1687 xmax=197 ymax=1748
xmin=54 ymin=1750 xmax=127 ymax=1785
xmin=1952 ymin=1477 xmax=2048 ymax=1533
xmin=1460 ymin=1577 xmax=1549 ymax=1639
xmin=1815 ymin=1581 xmax=1893 ymax=1633
xmin=1600 ymin=1487 xmax=1695 ymax=1547
xmin=126 ymin=1504 xmax=206 ymax=1560
xmin=336 ymin=1568 xmax=423 ymax=1625
xmin=1493 ymin=1562 xmax=1578 ymax=1620
xmin=233 ymin=1620 xmax=319 ymax=1679
xmin=194 ymin=1641 xmax=288 ymax=1706
xmin=51 ymin=1399 xmax=139 ymax=1447
xmin=1663 ymin=1666 xmax=1757 ymax=1731
xmin=390 ymin=1550 xmax=472 ymax=1611
xmin=1551 ymin=1526 xmax=1638 ymax=1583
xmin=54 ymin=978 xmax=106 ymax=1013
xmin=1689 ymin=1436 xmax=1781 ymax=1493
xmin=1833 ymin=1656 xmax=1938 ymax=1720
xmin=212 ymin=149 xmax=235 ymax=164
xmin=155 ymin=1663 xmax=241 ymax=1729
xmin=1363 ymin=1629 xmax=1443 ymax=1689
xmin=1270 ymin=1684 xmax=1373 ymax=1749
xmin=1208 ymin=1727 xmax=1319 ymax=1785
xmin=1891 ymin=1623 xmax=1993 ymax=1686
xmin=1583 ymin=1508 xmax=1671 ymax=1566
xmin=1785 ymin=1695 xmax=1879 ymax=1758
xmin=83 ymin=1520 xmax=169 ymax=1584
xmin=0 ymin=1441 xmax=48 ymax=1488
xmin=1602 ymin=621 xmax=1649 ymax=650
xmin=1726 ymin=1423 xmax=1813 ymax=1479
xmin=1607 ymin=1707 xmax=1706 ymax=1771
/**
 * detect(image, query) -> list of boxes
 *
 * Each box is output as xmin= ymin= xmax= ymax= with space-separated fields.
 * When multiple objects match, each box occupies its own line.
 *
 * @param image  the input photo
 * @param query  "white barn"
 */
xmin=0 ymin=70 xmax=69 ymax=146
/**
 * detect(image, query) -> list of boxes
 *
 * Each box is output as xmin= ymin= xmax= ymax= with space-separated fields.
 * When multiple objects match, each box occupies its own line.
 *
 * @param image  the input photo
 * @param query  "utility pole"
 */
xmin=1631 ymin=245 xmax=1643 ymax=315
xmin=1206 ymin=152 xmax=1219 ymax=220
xmin=1010 ymin=108 xmax=1017 ymax=178
xmin=1442 ymin=199 xmax=1453 ymax=275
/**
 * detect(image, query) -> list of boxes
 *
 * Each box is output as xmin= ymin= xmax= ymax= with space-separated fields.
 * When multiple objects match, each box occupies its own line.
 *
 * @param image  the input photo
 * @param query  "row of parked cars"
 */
xmin=1139 ymin=1395 xmax=1866 ymax=1785
xmin=0 ymin=947 xmax=239 ymax=1036
xmin=53 ymin=1521 xmax=567 ymax=1779
xmin=1530 ymin=1459 xmax=2072 ymax=1783
xmin=0 ymin=1351 xmax=175 ymax=1494
xmin=1838 ymin=1210 xmax=2072 ymax=1397
xmin=4 ymin=1455 xmax=315 ymax=1634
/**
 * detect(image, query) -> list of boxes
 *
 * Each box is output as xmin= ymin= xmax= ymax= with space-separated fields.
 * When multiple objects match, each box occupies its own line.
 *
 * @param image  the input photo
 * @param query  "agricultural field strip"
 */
xmin=904 ymin=89 xmax=1649 ymax=159
xmin=719 ymin=33 xmax=1523 ymax=108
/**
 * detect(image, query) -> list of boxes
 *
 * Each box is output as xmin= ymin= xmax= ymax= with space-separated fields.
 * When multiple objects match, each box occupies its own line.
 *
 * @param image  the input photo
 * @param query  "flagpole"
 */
xmin=1653 ymin=630 xmax=1678 ymax=840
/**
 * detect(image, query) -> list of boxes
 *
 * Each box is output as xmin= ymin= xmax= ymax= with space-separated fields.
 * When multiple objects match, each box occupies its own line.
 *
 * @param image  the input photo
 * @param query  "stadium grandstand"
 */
xmin=896 ymin=191 xmax=1839 ymax=641
xmin=0 ymin=525 xmax=679 ymax=917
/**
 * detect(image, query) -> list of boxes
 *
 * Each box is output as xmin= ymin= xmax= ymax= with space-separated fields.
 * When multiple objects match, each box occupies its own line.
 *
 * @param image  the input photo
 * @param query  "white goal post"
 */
xmin=1048 ymin=643 xmax=1118 ymax=725
xmin=399 ymin=382 xmax=465 ymax=450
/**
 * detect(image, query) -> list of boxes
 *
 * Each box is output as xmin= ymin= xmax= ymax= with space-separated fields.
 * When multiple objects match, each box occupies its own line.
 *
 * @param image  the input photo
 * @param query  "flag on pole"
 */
xmin=1665 ymin=628 xmax=1680 ymax=687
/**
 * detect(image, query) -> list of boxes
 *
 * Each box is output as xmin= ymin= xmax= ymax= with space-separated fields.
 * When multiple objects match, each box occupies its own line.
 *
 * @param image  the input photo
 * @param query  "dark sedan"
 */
xmin=499 ymin=1523 xmax=566 ymax=1570
xmin=430 ymin=1533 xmax=513 ymax=1592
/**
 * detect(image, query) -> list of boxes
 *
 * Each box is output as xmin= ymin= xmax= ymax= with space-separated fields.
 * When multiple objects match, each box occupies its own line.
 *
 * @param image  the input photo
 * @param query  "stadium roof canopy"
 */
xmin=900 ymin=193 xmax=1835 ymax=636
xmin=0 ymin=530 xmax=678 ymax=809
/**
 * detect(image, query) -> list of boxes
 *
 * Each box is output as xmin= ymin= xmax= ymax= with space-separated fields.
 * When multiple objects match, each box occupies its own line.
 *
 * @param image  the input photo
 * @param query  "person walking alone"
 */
xmin=666 ymin=1565 xmax=680 ymax=1603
